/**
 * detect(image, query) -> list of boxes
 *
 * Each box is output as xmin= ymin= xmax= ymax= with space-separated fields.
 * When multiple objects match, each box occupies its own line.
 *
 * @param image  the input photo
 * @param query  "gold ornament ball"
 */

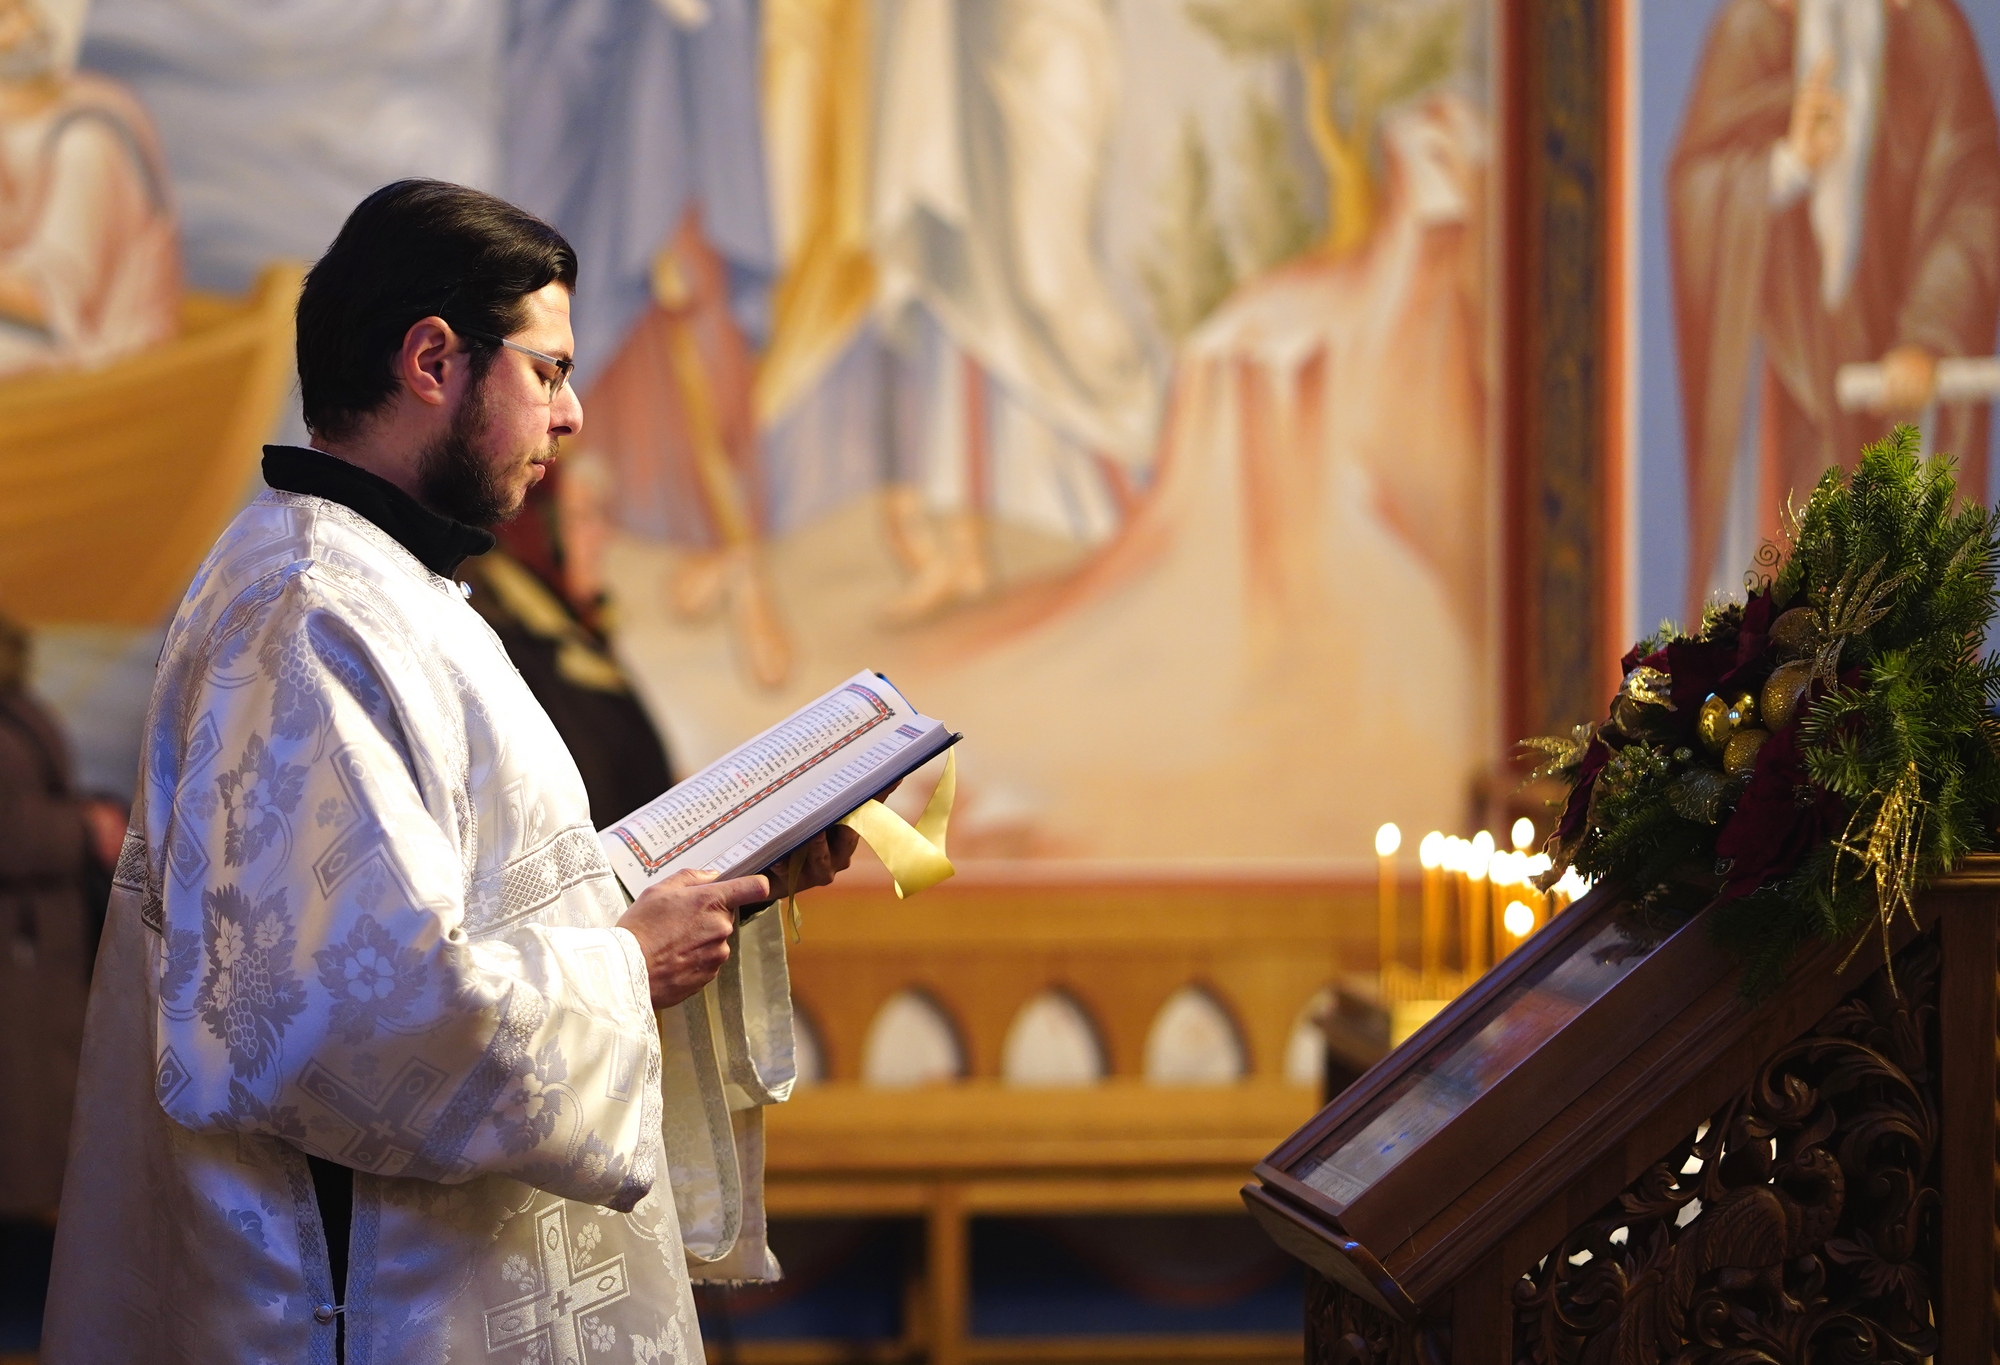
xmin=1727 ymin=691 xmax=1757 ymax=729
xmin=1768 ymin=606 xmax=1816 ymax=658
xmin=1698 ymin=693 xmax=1733 ymax=754
xmin=1761 ymin=660 xmax=1813 ymax=732
xmin=1723 ymin=727 xmax=1770 ymax=776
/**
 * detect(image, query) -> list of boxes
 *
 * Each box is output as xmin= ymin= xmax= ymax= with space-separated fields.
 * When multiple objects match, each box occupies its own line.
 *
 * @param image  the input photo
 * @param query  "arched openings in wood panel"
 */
xmin=1001 ymin=987 xmax=1108 ymax=1087
xmin=1283 ymin=985 xmax=1334 ymax=1087
xmin=1143 ymin=982 xmax=1248 ymax=1085
xmin=860 ymin=986 xmax=966 ymax=1087
xmin=789 ymin=998 xmax=826 ymax=1089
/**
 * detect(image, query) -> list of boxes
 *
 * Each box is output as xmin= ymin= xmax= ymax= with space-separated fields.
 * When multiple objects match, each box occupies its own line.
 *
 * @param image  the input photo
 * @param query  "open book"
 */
xmin=598 ymin=670 xmax=960 ymax=900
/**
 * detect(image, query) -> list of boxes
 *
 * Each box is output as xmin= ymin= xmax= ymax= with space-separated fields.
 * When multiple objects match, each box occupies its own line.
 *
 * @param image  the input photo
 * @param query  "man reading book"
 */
xmin=42 ymin=180 xmax=860 ymax=1363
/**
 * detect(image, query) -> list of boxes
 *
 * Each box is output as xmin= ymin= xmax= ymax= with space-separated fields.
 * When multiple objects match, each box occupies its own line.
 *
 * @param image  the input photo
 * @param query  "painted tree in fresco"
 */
xmin=1187 ymin=0 xmax=1460 ymax=257
xmin=1142 ymin=119 xmax=1238 ymax=340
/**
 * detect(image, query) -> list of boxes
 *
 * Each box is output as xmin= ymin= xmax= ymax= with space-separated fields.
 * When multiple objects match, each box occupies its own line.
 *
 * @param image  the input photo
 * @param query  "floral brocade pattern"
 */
xmin=494 ymin=1038 xmax=570 ymax=1155
xmin=311 ymin=913 xmax=426 ymax=1043
xmin=195 ymin=883 xmax=306 ymax=1078
xmin=217 ymin=732 xmax=306 ymax=867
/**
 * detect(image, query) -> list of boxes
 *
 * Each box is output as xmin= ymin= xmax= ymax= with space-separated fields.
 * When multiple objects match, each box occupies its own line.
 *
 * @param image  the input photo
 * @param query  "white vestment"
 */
xmin=42 ymin=489 xmax=795 ymax=1364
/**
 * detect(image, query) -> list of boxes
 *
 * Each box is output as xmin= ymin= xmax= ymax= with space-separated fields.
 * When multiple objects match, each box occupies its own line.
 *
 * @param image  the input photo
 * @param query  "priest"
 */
xmin=41 ymin=179 xmax=854 ymax=1362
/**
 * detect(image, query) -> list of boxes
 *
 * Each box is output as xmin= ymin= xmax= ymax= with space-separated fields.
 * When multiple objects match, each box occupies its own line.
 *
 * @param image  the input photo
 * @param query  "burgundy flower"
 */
xmin=1664 ymin=637 xmax=1737 ymax=743
xmin=1734 ymin=590 xmax=1776 ymax=669
xmin=1621 ymin=640 xmax=1669 ymax=675
xmin=1658 ymin=592 xmax=1783 ymax=747
xmin=1713 ymin=724 xmax=1845 ymax=903
xmin=1556 ymin=738 xmax=1613 ymax=846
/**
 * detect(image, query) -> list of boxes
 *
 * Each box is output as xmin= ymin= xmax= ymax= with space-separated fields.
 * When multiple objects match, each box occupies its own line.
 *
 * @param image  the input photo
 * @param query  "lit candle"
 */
xmin=1467 ymin=830 xmax=1495 ymax=974
xmin=1511 ymin=816 xmax=1535 ymax=852
xmin=1503 ymin=898 xmax=1535 ymax=943
xmin=1550 ymin=865 xmax=1592 ymax=915
xmin=1488 ymin=848 xmax=1517 ymax=959
xmin=1375 ymin=823 xmax=1402 ymax=980
xmin=1442 ymin=836 xmax=1465 ymax=971
xmin=1418 ymin=831 xmax=1445 ymax=985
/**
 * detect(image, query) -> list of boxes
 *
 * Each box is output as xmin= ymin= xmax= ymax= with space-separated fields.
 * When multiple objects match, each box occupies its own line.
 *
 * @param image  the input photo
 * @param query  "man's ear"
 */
xmin=398 ymin=316 xmax=458 ymax=409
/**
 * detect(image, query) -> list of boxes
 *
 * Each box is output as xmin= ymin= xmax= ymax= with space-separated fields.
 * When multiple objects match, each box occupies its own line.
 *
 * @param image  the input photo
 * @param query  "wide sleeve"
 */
xmin=1664 ymin=0 xmax=1793 ymax=615
xmin=1891 ymin=13 xmax=2000 ymax=362
xmin=659 ymin=907 xmax=796 ymax=1282
xmin=148 ymin=567 xmax=662 ymax=1211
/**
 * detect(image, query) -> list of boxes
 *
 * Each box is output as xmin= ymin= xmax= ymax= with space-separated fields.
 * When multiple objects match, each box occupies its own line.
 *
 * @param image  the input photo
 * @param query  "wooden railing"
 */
xmin=748 ymin=870 xmax=1380 ymax=1365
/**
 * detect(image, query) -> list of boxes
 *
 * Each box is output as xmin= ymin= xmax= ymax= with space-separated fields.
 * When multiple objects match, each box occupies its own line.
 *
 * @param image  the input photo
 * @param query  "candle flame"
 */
xmin=1419 ymin=830 xmax=1445 ymax=868
xmin=1503 ymin=900 xmax=1535 ymax=938
xmin=1510 ymin=817 xmax=1535 ymax=851
xmin=1552 ymin=866 xmax=1593 ymax=900
xmin=1375 ymin=822 xmax=1402 ymax=857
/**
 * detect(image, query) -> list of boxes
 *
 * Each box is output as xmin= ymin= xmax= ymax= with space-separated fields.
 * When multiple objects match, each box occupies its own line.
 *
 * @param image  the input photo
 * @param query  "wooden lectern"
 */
xmin=1244 ymin=858 xmax=2000 ymax=1362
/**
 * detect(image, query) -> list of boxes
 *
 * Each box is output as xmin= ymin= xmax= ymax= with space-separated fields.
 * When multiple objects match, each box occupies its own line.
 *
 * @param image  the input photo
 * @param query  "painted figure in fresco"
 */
xmin=505 ymin=0 xmax=797 ymax=688
xmin=0 ymin=0 xmax=175 ymax=375
xmin=868 ymin=0 xmax=1162 ymax=624
xmin=1670 ymin=0 xmax=2000 ymax=615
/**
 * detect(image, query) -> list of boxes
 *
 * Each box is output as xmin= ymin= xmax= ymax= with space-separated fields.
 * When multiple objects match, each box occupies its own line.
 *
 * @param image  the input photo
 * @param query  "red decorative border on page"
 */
xmin=611 ymin=684 xmax=895 ymax=875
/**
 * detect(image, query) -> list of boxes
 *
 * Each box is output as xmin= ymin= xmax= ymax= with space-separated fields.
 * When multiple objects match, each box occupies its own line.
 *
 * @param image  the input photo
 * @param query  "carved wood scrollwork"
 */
xmin=1514 ymin=933 xmax=1941 ymax=1364
xmin=1305 ymin=1271 xmax=1450 ymax=1365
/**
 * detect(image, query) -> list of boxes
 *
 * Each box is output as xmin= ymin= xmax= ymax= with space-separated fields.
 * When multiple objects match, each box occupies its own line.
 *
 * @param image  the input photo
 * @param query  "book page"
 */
xmin=599 ymin=671 xmax=947 ymax=895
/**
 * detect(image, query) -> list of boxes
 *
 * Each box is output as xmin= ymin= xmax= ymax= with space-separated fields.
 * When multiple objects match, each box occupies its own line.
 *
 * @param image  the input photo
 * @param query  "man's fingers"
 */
xmin=710 ymin=873 xmax=772 ymax=908
xmin=797 ymin=836 xmax=838 ymax=890
xmin=655 ymin=867 xmax=719 ymax=892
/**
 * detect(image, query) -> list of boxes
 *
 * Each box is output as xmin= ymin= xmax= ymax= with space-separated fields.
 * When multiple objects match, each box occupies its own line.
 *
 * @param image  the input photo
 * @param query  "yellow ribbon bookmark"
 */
xmin=780 ymin=751 xmax=957 ymax=942
xmin=840 ymin=749 xmax=957 ymax=899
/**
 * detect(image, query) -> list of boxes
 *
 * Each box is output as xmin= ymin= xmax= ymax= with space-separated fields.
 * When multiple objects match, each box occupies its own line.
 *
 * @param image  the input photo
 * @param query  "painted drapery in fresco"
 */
xmin=572 ymin=0 xmax=1499 ymax=865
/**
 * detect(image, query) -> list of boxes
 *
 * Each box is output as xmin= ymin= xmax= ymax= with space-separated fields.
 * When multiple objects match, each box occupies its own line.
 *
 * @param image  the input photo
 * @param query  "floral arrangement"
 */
xmin=1526 ymin=427 xmax=2000 ymax=994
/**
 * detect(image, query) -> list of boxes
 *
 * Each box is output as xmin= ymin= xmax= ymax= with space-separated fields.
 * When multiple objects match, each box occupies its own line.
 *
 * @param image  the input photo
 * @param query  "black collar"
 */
xmin=261 ymin=445 xmax=495 ymax=579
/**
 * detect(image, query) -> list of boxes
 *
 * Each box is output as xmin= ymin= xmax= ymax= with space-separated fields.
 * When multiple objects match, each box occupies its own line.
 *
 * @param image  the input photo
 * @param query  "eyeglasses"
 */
xmin=459 ymin=328 xmax=574 ymax=401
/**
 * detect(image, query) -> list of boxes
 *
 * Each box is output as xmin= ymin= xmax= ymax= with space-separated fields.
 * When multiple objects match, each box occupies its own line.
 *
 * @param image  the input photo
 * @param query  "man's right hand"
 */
xmin=616 ymin=868 xmax=772 ymax=1008
xmin=1788 ymin=55 xmax=1844 ymax=174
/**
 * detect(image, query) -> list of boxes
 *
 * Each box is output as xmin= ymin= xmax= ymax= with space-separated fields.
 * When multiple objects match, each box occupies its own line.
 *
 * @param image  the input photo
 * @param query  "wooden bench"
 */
xmin=751 ymin=869 xmax=1382 ymax=1365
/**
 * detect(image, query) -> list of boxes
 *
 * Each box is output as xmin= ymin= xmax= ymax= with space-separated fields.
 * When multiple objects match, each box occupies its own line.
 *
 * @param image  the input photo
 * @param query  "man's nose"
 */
xmin=552 ymin=384 xmax=583 ymax=441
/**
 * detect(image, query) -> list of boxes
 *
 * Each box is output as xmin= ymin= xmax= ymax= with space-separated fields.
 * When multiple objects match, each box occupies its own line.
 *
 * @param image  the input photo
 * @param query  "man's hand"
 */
xmin=759 ymin=778 xmax=904 ymax=901
xmin=1788 ymin=55 xmax=1844 ymax=174
xmin=763 ymin=828 xmax=861 ymax=903
xmin=617 ymin=868 xmax=771 ymax=1008
xmin=1879 ymin=344 xmax=1938 ymax=413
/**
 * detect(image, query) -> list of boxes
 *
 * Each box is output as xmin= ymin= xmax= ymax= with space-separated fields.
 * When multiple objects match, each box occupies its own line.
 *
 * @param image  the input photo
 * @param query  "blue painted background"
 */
xmin=1633 ymin=0 xmax=2000 ymax=636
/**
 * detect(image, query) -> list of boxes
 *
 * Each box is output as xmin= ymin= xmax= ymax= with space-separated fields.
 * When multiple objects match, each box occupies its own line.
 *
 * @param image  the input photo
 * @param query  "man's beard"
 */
xmin=415 ymin=376 xmax=548 ymax=528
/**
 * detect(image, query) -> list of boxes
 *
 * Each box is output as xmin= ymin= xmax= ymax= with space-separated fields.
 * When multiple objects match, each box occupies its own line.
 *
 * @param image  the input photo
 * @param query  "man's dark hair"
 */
xmin=296 ymin=180 xmax=578 ymax=440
